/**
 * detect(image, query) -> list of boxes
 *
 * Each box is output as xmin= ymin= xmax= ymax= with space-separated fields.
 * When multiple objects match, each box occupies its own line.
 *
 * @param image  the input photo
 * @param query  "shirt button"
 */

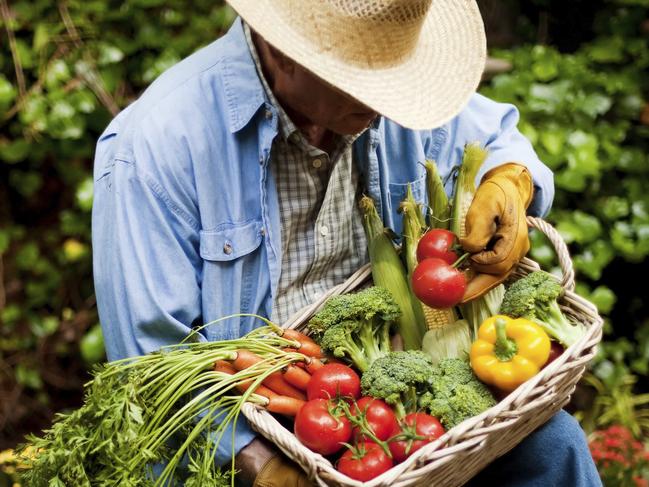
xmin=312 ymin=158 xmax=322 ymax=169
xmin=320 ymin=225 xmax=329 ymax=237
xmin=264 ymin=109 xmax=273 ymax=119
xmin=260 ymin=228 xmax=266 ymax=237
xmin=223 ymin=243 xmax=233 ymax=255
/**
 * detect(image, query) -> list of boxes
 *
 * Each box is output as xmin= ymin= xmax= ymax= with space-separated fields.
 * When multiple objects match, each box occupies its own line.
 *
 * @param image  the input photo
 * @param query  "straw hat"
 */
xmin=225 ymin=0 xmax=486 ymax=130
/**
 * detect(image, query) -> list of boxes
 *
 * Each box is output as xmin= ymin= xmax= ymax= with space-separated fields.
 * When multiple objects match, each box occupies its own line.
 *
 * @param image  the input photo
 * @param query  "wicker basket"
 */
xmin=241 ymin=217 xmax=603 ymax=487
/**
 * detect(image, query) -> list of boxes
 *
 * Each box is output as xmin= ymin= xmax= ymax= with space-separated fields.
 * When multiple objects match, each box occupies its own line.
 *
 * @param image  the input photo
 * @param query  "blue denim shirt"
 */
xmin=92 ymin=18 xmax=554 ymax=464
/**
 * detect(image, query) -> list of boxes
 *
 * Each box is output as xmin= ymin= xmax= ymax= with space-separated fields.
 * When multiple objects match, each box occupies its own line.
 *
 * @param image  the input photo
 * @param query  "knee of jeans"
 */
xmin=531 ymin=410 xmax=588 ymax=455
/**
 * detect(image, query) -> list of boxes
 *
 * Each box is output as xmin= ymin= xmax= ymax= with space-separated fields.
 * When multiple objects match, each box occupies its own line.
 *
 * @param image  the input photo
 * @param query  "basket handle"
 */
xmin=527 ymin=216 xmax=575 ymax=292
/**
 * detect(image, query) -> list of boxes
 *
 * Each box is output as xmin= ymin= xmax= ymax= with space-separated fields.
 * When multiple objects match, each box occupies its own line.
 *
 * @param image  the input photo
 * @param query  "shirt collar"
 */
xmin=243 ymin=22 xmax=298 ymax=142
xmin=219 ymin=18 xmax=267 ymax=133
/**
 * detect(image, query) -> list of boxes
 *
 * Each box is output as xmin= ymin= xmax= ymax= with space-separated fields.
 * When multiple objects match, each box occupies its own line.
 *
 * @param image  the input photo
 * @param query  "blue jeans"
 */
xmin=467 ymin=410 xmax=602 ymax=486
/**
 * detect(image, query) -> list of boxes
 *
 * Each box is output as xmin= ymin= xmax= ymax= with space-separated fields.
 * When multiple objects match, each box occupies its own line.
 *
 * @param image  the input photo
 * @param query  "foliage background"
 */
xmin=0 ymin=0 xmax=647 ymax=477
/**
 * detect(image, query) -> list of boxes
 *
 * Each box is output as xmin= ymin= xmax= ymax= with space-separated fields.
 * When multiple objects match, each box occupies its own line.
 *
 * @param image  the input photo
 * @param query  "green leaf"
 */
xmin=590 ymin=286 xmax=617 ymax=314
xmin=600 ymin=196 xmax=630 ymax=220
xmin=15 ymin=363 xmax=43 ymax=390
xmin=80 ymin=324 xmax=105 ymax=364
xmin=0 ymin=74 xmax=17 ymax=111
xmin=0 ymin=139 xmax=30 ymax=164
xmin=98 ymin=43 xmax=125 ymax=65
xmin=585 ymin=36 xmax=625 ymax=63
xmin=539 ymin=128 xmax=565 ymax=156
xmin=76 ymin=177 xmax=94 ymax=211
xmin=33 ymin=23 xmax=50 ymax=50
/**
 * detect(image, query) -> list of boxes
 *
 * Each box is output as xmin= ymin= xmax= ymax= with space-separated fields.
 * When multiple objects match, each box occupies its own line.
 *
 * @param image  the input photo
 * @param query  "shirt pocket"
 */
xmin=387 ymin=174 xmax=428 ymax=236
xmin=199 ymin=219 xmax=266 ymax=341
xmin=199 ymin=219 xmax=264 ymax=261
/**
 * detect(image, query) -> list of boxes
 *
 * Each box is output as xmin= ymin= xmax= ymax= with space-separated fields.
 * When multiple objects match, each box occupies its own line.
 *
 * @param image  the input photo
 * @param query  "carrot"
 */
xmin=264 ymin=395 xmax=306 ymax=417
xmin=230 ymin=350 xmax=307 ymax=401
xmin=213 ymin=360 xmax=277 ymax=399
xmin=280 ymin=329 xmax=323 ymax=358
xmin=282 ymin=365 xmax=311 ymax=391
xmin=304 ymin=357 xmax=325 ymax=374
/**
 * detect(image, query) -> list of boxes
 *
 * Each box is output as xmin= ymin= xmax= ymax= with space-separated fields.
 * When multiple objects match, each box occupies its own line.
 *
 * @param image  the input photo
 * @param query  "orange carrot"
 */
xmin=230 ymin=350 xmax=307 ymax=401
xmin=213 ymin=360 xmax=278 ymax=399
xmin=282 ymin=365 xmax=311 ymax=391
xmin=281 ymin=329 xmax=323 ymax=358
xmin=304 ymin=357 xmax=325 ymax=374
xmin=264 ymin=395 xmax=306 ymax=417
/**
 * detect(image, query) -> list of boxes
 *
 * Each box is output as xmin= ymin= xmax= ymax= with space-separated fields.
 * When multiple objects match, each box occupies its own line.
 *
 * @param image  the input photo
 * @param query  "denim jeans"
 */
xmin=467 ymin=410 xmax=602 ymax=486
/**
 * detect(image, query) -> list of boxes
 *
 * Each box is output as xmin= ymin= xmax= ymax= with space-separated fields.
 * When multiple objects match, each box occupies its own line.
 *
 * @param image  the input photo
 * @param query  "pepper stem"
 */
xmin=493 ymin=318 xmax=518 ymax=362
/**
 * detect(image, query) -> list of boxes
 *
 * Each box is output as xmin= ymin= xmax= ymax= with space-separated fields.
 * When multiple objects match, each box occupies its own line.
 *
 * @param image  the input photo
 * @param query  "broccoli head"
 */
xmin=360 ymin=351 xmax=434 ymax=418
xmin=308 ymin=287 xmax=401 ymax=371
xmin=499 ymin=271 xmax=585 ymax=347
xmin=419 ymin=358 xmax=496 ymax=429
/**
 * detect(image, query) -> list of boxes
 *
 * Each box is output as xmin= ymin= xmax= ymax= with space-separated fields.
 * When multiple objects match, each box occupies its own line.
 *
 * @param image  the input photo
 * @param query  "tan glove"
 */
xmin=460 ymin=163 xmax=533 ymax=302
xmin=253 ymin=454 xmax=312 ymax=487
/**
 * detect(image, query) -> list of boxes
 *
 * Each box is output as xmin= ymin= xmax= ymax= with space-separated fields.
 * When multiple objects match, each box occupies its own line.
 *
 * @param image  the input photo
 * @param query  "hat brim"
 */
xmin=226 ymin=0 xmax=486 ymax=130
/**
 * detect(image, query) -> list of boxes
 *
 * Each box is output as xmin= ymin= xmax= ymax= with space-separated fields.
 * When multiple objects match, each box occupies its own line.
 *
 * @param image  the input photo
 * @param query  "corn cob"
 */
xmin=451 ymin=143 xmax=488 ymax=239
xmin=360 ymin=195 xmax=425 ymax=350
xmin=425 ymin=160 xmax=451 ymax=230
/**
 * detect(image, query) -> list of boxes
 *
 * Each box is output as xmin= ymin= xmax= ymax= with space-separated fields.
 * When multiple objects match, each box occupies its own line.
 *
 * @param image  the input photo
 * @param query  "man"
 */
xmin=92 ymin=0 xmax=601 ymax=485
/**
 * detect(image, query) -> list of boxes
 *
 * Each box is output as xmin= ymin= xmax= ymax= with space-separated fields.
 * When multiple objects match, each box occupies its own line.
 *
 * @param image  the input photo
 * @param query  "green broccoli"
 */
xmin=360 ymin=351 xmax=434 ymax=418
xmin=499 ymin=271 xmax=585 ymax=347
xmin=419 ymin=358 xmax=496 ymax=429
xmin=308 ymin=286 xmax=400 ymax=372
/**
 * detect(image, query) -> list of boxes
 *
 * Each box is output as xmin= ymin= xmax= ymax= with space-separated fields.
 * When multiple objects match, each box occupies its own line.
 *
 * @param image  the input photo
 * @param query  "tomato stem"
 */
xmin=452 ymin=252 xmax=470 ymax=268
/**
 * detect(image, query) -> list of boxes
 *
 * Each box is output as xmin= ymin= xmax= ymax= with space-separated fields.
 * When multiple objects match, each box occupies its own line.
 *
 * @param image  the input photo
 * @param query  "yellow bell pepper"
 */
xmin=470 ymin=315 xmax=551 ymax=392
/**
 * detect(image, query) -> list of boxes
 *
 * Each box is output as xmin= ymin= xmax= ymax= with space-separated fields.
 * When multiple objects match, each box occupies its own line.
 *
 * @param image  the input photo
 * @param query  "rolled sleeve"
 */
xmin=455 ymin=93 xmax=555 ymax=217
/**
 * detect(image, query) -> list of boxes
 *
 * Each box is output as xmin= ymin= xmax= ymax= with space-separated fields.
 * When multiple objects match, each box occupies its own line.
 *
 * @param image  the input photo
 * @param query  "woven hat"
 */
xmin=225 ymin=0 xmax=486 ymax=130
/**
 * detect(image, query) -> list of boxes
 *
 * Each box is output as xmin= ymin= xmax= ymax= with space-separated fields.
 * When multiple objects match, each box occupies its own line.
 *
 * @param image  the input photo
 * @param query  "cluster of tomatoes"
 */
xmin=294 ymin=363 xmax=444 ymax=482
xmin=411 ymin=229 xmax=467 ymax=309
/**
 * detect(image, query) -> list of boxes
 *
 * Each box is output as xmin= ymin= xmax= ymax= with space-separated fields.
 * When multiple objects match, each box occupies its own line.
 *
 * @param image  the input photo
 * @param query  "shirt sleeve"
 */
xmin=92 ymin=127 xmax=256 ymax=466
xmin=449 ymin=93 xmax=555 ymax=217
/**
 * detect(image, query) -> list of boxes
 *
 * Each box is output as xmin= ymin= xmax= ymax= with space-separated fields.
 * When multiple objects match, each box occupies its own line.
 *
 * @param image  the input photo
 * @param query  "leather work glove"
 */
xmin=253 ymin=454 xmax=312 ymax=487
xmin=459 ymin=163 xmax=534 ymax=303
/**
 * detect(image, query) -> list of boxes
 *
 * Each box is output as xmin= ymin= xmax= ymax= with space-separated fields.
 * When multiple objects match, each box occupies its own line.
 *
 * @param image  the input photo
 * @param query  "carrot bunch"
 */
xmin=215 ymin=329 xmax=325 ymax=416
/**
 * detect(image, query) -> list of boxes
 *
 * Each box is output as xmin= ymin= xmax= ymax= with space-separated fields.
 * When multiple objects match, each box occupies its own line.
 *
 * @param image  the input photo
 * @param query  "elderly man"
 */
xmin=92 ymin=0 xmax=601 ymax=485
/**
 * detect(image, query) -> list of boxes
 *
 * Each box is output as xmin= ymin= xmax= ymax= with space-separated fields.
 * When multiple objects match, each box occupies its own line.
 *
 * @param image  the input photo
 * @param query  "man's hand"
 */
xmin=235 ymin=438 xmax=312 ymax=487
xmin=460 ymin=163 xmax=533 ymax=302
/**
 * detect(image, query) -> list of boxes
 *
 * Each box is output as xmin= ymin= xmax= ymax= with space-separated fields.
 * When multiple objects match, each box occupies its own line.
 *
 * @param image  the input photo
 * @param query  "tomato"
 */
xmin=351 ymin=397 xmax=399 ymax=442
xmin=294 ymin=399 xmax=352 ymax=455
xmin=337 ymin=442 xmax=393 ymax=481
xmin=388 ymin=413 xmax=445 ymax=463
xmin=411 ymin=257 xmax=466 ymax=308
xmin=306 ymin=363 xmax=361 ymax=401
xmin=416 ymin=229 xmax=459 ymax=265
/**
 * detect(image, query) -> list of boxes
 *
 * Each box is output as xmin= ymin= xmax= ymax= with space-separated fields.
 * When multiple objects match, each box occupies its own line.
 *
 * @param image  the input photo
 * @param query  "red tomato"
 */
xmin=352 ymin=397 xmax=400 ymax=442
xmin=295 ymin=399 xmax=352 ymax=455
xmin=416 ymin=229 xmax=459 ymax=265
xmin=389 ymin=413 xmax=445 ymax=463
xmin=337 ymin=442 xmax=393 ymax=481
xmin=307 ymin=363 xmax=361 ymax=401
xmin=411 ymin=258 xmax=466 ymax=308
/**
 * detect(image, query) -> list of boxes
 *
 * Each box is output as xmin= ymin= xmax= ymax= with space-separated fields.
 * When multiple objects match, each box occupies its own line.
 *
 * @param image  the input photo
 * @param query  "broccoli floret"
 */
xmin=308 ymin=287 xmax=400 ymax=371
xmin=419 ymin=358 xmax=496 ymax=429
xmin=499 ymin=271 xmax=585 ymax=347
xmin=360 ymin=351 xmax=434 ymax=418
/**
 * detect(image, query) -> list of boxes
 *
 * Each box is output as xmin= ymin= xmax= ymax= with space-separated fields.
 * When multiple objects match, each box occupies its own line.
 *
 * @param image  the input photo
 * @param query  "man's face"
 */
xmin=278 ymin=61 xmax=378 ymax=136
xmin=255 ymin=33 xmax=378 ymax=136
